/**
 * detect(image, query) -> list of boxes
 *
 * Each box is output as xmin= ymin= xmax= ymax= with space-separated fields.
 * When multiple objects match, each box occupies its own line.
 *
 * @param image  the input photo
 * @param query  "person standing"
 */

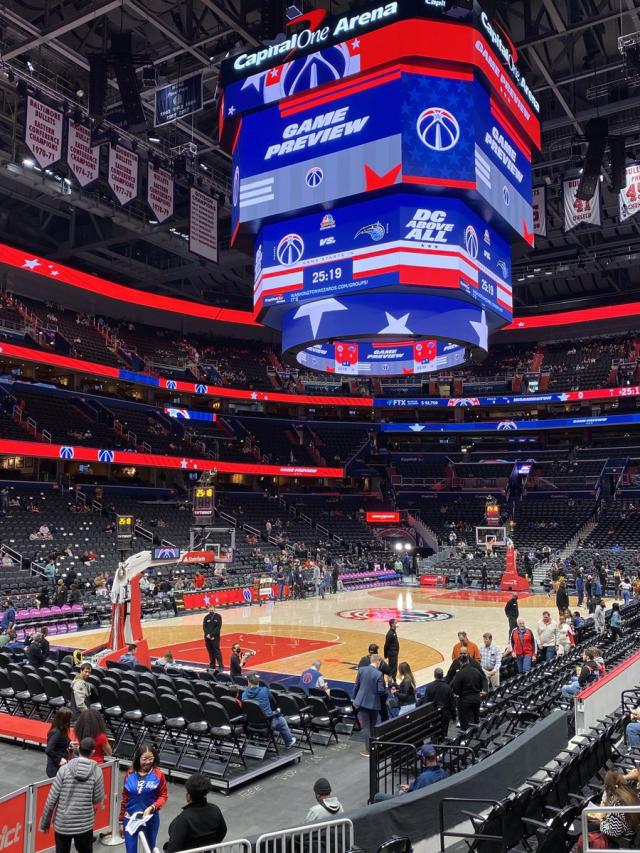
xmin=165 ymin=773 xmax=227 ymax=853
xmin=299 ymin=661 xmax=330 ymax=694
xmin=594 ymin=598 xmax=606 ymax=635
xmin=384 ymin=618 xmax=399 ymax=679
xmin=331 ymin=564 xmax=339 ymax=594
xmin=74 ymin=710 xmax=112 ymax=764
xmin=45 ymin=708 xmax=72 ymax=778
xmin=451 ymin=632 xmax=481 ymax=663
xmin=480 ymin=563 xmax=488 ymax=592
xmin=575 ymin=569 xmax=585 ymax=608
xmin=120 ymin=744 xmax=168 ymax=853
xmin=70 ymin=663 xmax=94 ymax=725
xmin=0 ymin=598 xmax=15 ymax=634
xmin=556 ymin=580 xmax=569 ymax=619
xmin=510 ymin=618 xmax=537 ymax=673
xmin=203 ymin=604 xmax=223 ymax=670
xmin=480 ymin=632 xmax=502 ymax=691
xmin=610 ymin=603 xmax=623 ymax=640
xmin=504 ymin=595 xmax=519 ymax=642
xmin=423 ymin=668 xmax=456 ymax=739
xmin=450 ymin=654 xmax=488 ymax=731
xmin=353 ymin=654 xmax=386 ymax=758
xmin=40 ymin=737 xmax=105 ymax=853
xmin=620 ymin=577 xmax=632 ymax=607
xmin=536 ymin=611 xmax=559 ymax=662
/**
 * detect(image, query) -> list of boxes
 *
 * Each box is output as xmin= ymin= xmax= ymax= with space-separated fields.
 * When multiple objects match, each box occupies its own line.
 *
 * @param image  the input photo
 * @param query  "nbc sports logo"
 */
xmin=416 ymin=107 xmax=460 ymax=151
xmin=276 ymin=233 xmax=304 ymax=266
xmin=98 ymin=449 xmax=115 ymax=463
xmin=59 ymin=446 xmax=74 ymax=460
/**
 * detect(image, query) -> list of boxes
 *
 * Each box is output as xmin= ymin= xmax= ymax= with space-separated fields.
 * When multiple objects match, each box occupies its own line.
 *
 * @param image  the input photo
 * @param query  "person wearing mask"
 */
xmin=229 ymin=644 xmax=253 ymax=678
xmin=202 ymin=605 xmax=223 ymax=671
xmin=74 ymin=710 xmax=112 ymax=764
xmin=299 ymin=660 xmax=330 ymax=695
xmin=118 ymin=644 xmax=138 ymax=669
xmin=304 ymin=778 xmax=344 ymax=822
xmin=0 ymin=598 xmax=15 ymax=633
xmin=451 ymin=632 xmax=481 ymax=663
xmin=45 ymin=708 xmax=72 ymax=778
xmin=70 ymin=663 xmax=94 ymax=725
xmin=164 ymin=773 xmax=226 ymax=853
xmin=594 ymin=598 xmax=607 ymax=635
xmin=576 ymin=770 xmax=640 ymax=852
xmin=373 ymin=745 xmax=447 ymax=800
xmin=450 ymin=654 xmax=488 ymax=731
xmin=26 ymin=632 xmax=48 ymax=668
xmin=504 ymin=594 xmax=519 ymax=641
xmin=120 ymin=744 xmax=168 ymax=853
xmin=40 ymin=737 xmax=105 ymax=853
xmin=353 ymin=654 xmax=386 ymax=757
xmin=536 ymin=611 xmax=559 ymax=662
xmin=510 ymin=618 xmax=537 ymax=673
xmin=242 ymin=673 xmax=296 ymax=749
xmin=560 ymin=647 xmax=601 ymax=699
xmin=423 ymin=668 xmax=456 ymax=739
xmin=384 ymin=619 xmax=400 ymax=679
xmin=480 ymin=632 xmax=502 ymax=691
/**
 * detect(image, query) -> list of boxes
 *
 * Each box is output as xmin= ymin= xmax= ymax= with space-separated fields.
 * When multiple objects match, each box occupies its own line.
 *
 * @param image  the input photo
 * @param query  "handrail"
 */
xmin=580 ymin=805 xmax=640 ymax=853
xmin=255 ymin=817 xmax=354 ymax=853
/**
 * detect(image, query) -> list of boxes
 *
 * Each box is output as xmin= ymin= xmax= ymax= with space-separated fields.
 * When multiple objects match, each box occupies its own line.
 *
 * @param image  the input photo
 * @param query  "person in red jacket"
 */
xmin=193 ymin=572 xmax=206 ymax=590
xmin=510 ymin=618 xmax=537 ymax=673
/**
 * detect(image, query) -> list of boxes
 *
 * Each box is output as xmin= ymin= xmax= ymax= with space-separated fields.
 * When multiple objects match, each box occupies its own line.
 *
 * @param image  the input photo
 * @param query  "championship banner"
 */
xmin=155 ymin=74 xmax=203 ymax=126
xmin=619 ymin=163 xmax=640 ymax=223
xmin=189 ymin=188 xmax=218 ymax=262
xmin=108 ymin=144 xmax=139 ymax=205
xmin=147 ymin=163 xmax=174 ymax=223
xmin=532 ymin=185 xmax=546 ymax=236
xmin=66 ymin=119 xmax=100 ymax=186
xmin=563 ymin=178 xmax=600 ymax=231
xmin=25 ymin=95 xmax=63 ymax=168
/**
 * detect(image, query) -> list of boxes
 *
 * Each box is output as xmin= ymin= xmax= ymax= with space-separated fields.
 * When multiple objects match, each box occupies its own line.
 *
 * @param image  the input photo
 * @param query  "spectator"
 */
xmin=353 ymin=654 xmax=386 ymax=757
xmin=119 ymin=644 xmax=138 ymax=669
xmin=229 ymin=644 xmax=252 ymax=678
xmin=594 ymin=599 xmax=606 ymax=635
xmin=0 ymin=627 xmax=19 ymax=649
xmin=300 ymin=660 xmax=330 ymax=695
xmin=160 ymin=652 xmax=179 ymax=673
xmin=70 ymin=663 xmax=94 ymax=724
xmin=510 ymin=618 xmax=537 ymax=673
xmin=395 ymin=661 xmax=417 ymax=714
xmin=576 ymin=770 xmax=640 ymax=852
xmin=451 ymin=631 xmax=481 ymax=662
xmin=120 ymin=744 xmax=168 ymax=853
xmin=242 ymin=673 xmax=297 ymax=749
xmin=45 ymin=708 xmax=72 ymax=778
xmin=384 ymin=618 xmax=400 ymax=679
xmin=0 ymin=598 xmax=16 ymax=633
xmin=193 ymin=572 xmax=206 ymax=590
xmin=610 ymin=603 xmax=623 ymax=640
xmin=536 ymin=611 xmax=559 ymax=662
xmin=74 ymin=710 xmax=112 ymax=763
xmin=40 ymin=737 xmax=105 ymax=853
xmin=626 ymin=706 xmax=640 ymax=748
xmin=556 ymin=579 xmax=569 ymax=617
xmin=68 ymin=584 xmax=83 ymax=606
xmin=164 ymin=773 xmax=226 ymax=853
xmin=305 ymin=778 xmax=344 ymax=822
xmin=26 ymin=633 xmax=48 ymax=667
xmin=374 ymin=745 xmax=447 ymax=800
xmin=560 ymin=648 xmax=600 ymax=700
xmin=480 ymin=632 xmax=502 ymax=691
xmin=423 ymin=668 xmax=456 ymax=739
xmin=450 ymin=654 xmax=488 ymax=731
xmin=575 ymin=570 xmax=585 ymax=607
xmin=620 ymin=576 xmax=633 ymax=607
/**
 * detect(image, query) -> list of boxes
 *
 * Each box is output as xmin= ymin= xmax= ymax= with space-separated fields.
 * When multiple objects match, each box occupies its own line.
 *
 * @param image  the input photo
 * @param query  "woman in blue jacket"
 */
xmin=120 ymin=744 xmax=168 ymax=853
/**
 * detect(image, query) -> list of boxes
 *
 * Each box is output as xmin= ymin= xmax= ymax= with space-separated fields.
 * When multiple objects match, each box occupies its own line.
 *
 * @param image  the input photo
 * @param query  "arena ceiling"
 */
xmin=0 ymin=0 xmax=639 ymax=316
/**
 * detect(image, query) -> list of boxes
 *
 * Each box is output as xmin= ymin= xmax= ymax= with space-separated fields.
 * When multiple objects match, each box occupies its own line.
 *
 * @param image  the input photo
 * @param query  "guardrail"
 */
xmin=255 ymin=818 xmax=353 ymax=853
xmin=580 ymin=804 xmax=640 ymax=853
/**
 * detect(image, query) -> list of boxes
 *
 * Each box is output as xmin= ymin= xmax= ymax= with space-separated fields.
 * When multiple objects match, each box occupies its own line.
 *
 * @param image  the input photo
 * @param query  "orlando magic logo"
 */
xmin=416 ymin=107 xmax=460 ymax=151
xmin=305 ymin=166 xmax=323 ymax=188
xmin=165 ymin=379 xmax=177 ymax=390
xmin=497 ymin=259 xmax=508 ymax=278
xmin=355 ymin=221 xmax=386 ymax=242
xmin=497 ymin=421 xmax=518 ymax=430
xmin=59 ymin=446 xmax=74 ymax=460
xmin=195 ymin=384 xmax=208 ymax=395
xmin=280 ymin=44 xmax=353 ymax=97
xmin=502 ymin=185 xmax=511 ymax=206
xmin=464 ymin=225 xmax=479 ymax=259
xmin=232 ymin=167 xmax=240 ymax=207
xmin=98 ymin=449 xmax=114 ymax=463
xmin=276 ymin=233 xmax=304 ymax=266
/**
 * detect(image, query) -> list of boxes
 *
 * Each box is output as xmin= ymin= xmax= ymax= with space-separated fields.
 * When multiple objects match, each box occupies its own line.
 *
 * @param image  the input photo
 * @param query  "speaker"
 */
xmin=88 ymin=54 xmax=108 ymax=120
xmin=610 ymin=136 xmax=627 ymax=192
xmin=110 ymin=31 xmax=147 ymax=132
xmin=576 ymin=117 xmax=607 ymax=200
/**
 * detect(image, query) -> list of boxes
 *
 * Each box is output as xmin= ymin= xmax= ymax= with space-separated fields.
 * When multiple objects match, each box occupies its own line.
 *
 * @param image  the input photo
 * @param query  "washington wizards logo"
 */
xmin=59 ymin=446 xmax=74 ymax=460
xmin=497 ymin=421 xmax=518 ymax=430
xmin=232 ymin=167 xmax=240 ymax=207
xmin=502 ymin=185 xmax=511 ymax=206
xmin=416 ymin=107 xmax=460 ymax=151
xmin=305 ymin=166 xmax=323 ymax=188
xmin=464 ymin=225 xmax=479 ymax=259
xmin=280 ymin=44 xmax=354 ymax=97
xmin=276 ymin=233 xmax=304 ymax=266
xmin=338 ymin=608 xmax=453 ymax=623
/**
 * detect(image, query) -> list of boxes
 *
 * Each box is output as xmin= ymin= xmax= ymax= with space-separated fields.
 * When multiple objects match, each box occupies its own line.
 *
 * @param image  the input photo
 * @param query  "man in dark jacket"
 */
xmin=202 ymin=604 xmax=223 ymax=670
xmin=556 ymin=580 xmax=569 ymax=616
xmin=450 ymin=654 xmax=488 ymax=731
xmin=165 ymin=773 xmax=227 ymax=853
xmin=26 ymin=633 xmax=47 ymax=667
xmin=504 ymin=594 xmax=519 ymax=642
xmin=423 ymin=668 xmax=456 ymax=739
xmin=384 ymin=619 xmax=399 ymax=679
xmin=353 ymin=654 xmax=386 ymax=757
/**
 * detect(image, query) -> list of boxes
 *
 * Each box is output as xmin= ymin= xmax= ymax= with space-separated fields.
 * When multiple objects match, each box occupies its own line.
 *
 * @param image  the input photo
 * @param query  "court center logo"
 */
xmin=276 ymin=233 xmax=305 ymax=265
xmin=338 ymin=608 xmax=453 ymax=623
xmin=464 ymin=225 xmax=479 ymax=259
xmin=416 ymin=107 xmax=460 ymax=152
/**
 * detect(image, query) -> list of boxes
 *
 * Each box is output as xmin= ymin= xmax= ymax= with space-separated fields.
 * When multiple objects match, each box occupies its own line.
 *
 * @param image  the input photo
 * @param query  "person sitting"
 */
xmin=242 ymin=673 xmax=296 ymax=749
xmin=26 ymin=633 xmax=48 ymax=667
xmin=304 ymin=778 xmax=344 ymax=822
xmin=119 ymin=644 xmax=138 ymax=669
xmin=577 ymin=770 xmax=640 ymax=852
xmin=164 ymin=773 xmax=227 ymax=853
xmin=0 ymin=628 xmax=21 ymax=651
xmin=160 ymin=652 xmax=179 ymax=673
xmin=560 ymin=647 xmax=600 ymax=700
xmin=299 ymin=660 xmax=330 ymax=695
xmin=373 ymin=745 xmax=447 ymax=800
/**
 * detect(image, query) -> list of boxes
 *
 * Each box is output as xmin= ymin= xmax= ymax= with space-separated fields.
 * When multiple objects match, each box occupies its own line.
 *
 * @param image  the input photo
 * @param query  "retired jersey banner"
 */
xmin=563 ymin=178 xmax=600 ymax=231
xmin=189 ymin=188 xmax=218 ymax=262
xmin=147 ymin=163 xmax=174 ymax=223
xmin=619 ymin=163 xmax=640 ymax=223
xmin=108 ymin=144 xmax=139 ymax=205
xmin=67 ymin=119 xmax=100 ymax=186
xmin=25 ymin=95 xmax=63 ymax=168
xmin=532 ymin=185 xmax=546 ymax=236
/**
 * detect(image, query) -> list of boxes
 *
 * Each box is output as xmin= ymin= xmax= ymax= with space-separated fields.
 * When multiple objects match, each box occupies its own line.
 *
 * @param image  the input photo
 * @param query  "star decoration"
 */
xmin=470 ymin=310 xmax=489 ymax=350
xmin=22 ymin=258 xmax=40 ymax=270
xmin=180 ymin=458 xmax=188 ymax=469
xmin=269 ymin=68 xmax=280 ymax=78
xmin=293 ymin=299 xmax=347 ymax=338
xmin=250 ymin=392 xmax=258 ymax=400
xmin=50 ymin=270 xmax=59 ymax=277
xmin=351 ymin=39 xmax=360 ymax=48
xmin=227 ymin=105 xmax=236 ymax=116
xmin=241 ymin=71 xmax=265 ymax=92
xmin=379 ymin=312 xmax=413 ymax=335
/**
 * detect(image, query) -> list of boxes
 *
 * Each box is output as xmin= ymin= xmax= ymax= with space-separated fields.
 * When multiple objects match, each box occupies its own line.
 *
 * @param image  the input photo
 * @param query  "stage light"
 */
xmin=22 ymin=158 xmax=35 ymax=168
xmin=395 ymin=542 xmax=403 ymax=551
xmin=576 ymin=117 xmax=608 ymax=200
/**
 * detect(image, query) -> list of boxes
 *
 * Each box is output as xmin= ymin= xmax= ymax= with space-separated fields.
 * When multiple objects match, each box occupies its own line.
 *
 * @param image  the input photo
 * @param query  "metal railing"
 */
xmin=581 ymin=804 xmax=640 ymax=853
xmin=153 ymin=840 xmax=251 ymax=853
xmin=255 ymin=818 xmax=354 ymax=853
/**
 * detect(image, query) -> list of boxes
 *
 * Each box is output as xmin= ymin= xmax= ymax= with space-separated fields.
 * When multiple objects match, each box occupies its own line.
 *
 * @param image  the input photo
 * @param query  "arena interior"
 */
xmin=1 ymin=0 xmax=640 ymax=851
